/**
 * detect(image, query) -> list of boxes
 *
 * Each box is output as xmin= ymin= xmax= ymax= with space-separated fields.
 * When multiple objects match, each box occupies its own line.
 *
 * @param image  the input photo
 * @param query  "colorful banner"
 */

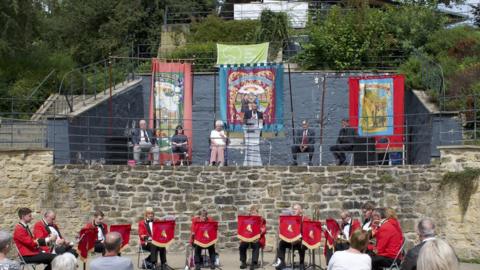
xmin=219 ymin=63 xmax=284 ymax=134
xmin=278 ymin=216 xmax=302 ymax=243
xmin=193 ymin=221 xmax=218 ymax=248
xmin=150 ymin=59 xmax=193 ymax=162
xmin=302 ymin=220 xmax=323 ymax=249
xmin=217 ymin=43 xmax=269 ymax=65
xmin=324 ymin=218 xmax=340 ymax=249
xmin=237 ymin=215 xmax=262 ymax=242
xmin=152 ymin=220 xmax=176 ymax=247
xmin=349 ymin=74 xmax=405 ymax=151
xmin=109 ymin=224 xmax=131 ymax=251
xmin=77 ymin=227 xmax=96 ymax=261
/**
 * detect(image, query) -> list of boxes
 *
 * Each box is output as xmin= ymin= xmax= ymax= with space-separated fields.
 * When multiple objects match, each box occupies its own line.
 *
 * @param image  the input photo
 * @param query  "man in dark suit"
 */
xmin=330 ymin=118 xmax=356 ymax=165
xmin=291 ymin=120 xmax=315 ymax=166
xmin=131 ymin=119 xmax=159 ymax=165
xmin=243 ymin=102 xmax=263 ymax=124
xmin=401 ymin=219 xmax=436 ymax=270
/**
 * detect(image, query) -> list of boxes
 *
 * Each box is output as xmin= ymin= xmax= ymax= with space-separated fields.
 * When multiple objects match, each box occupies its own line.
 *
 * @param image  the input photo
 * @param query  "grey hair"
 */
xmin=417 ymin=218 xmax=435 ymax=238
xmin=52 ymin=253 xmax=77 ymax=270
xmin=105 ymin=232 xmax=123 ymax=252
xmin=0 ymin=230 xmax=12 ymax=251
xmin=44 ymin=209 xmax=55 ymax=218
xmin=215 ymin=120 xmax=223 ymax=127
xmin=417 ymin=238 xmax=459 ymax=270
xmin=139 ymin=119 xmax=147 ymax=125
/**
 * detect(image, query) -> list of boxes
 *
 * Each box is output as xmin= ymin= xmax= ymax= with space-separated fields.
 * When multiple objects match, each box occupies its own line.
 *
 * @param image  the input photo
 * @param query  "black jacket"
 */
xmin=131 ymin=128 xmax=155 ymax=145
xmin=294 ymin=128 xmax=315 ymax=146
xmin=243 ymin=110 xmax=263 ymax=124
xmin=401 ymin=241 xmax=428 ymax=270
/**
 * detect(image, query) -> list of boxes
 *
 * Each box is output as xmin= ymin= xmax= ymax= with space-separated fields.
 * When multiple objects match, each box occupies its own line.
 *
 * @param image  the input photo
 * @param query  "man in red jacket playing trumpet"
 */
xmin=13 ymin=207 xmax=56 ymax=270
xmin=371 ymin=207 xmax=404 ymax=270
xmin=33 ymin=210 xmax=78 ymax=257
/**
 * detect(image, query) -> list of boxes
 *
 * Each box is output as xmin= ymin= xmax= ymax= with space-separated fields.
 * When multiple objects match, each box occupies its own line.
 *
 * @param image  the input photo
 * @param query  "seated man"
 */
xmin=335 ymin=210 xmax=361 ymax=252
xmin=138 ymin=207 xmax=168 ymax=269
xmin=82 ymin=210 xmax=108 ymax=255
xmin=0 ymin=230 xmax=21 ymax=270
xmin=171 ymin=125 xmax=189 ymax=164
xmin=400 ymin=218 xmax=436 ymax=270
xmin=89 ymin=232 xmax=133 ymax=270
xmin=273 ymin=204 xmax=308 ymax=270
xmin=291 ymin=120 xmax=315 ymax=166
xmin=132 ymin=119 xmax=159 ymax=165
xmin=191 ymin=209 xmax=216 ymax=270
xmin=239 ymin=206 xmax=266 ymax=270
xmin=13 ymin=208 xmax=56 ymax=270
xmin=330 ymin=118 xmax=356 ymax=165
xmin=33 ymin=210 xmax=78 ymax=257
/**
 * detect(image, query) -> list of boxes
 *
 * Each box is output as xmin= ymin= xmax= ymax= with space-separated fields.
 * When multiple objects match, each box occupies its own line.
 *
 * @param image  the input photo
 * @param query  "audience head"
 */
xmin=215 ymin=120 xmax=223 ymax=130
xmin=341 ymin=118 xmax=349 ymax=127
xmin=340 ymin=210 xmax=352 ymax=223
xmin=104 ymin=232 xmax=123 ymax=255
xmin=155 ymin=128 xmax=162 ymax=137
xmin=417 ymin=218 xmax=436 ymax=240
xmin=417 ymin=238 xmax=459 ymax=270
xmin=18 ymin=207 xmax=33 ymax=223
xmin=292 ymin=204 xmax=303 ymax=216
xmin=349 ymin=230 xmax=369 ymax=252
xmin=175 ymin=125 xmax=184 ymax=135
xmin=301 ymin=120 xmax=308 ymax=129
xmin=93 ymin=210 xmax=105 ymax=224
xmin=144 ymin=207 xmax=154 ymax=220
xmin=139 ymin=119 xmax=147 ymax=130
xmin=52 ymin=253 xmax=77 ymax=270
xmin=44 ymin=209 xmax=56 ymax=224
xmin=0 ymin=230 xmax=12 ymax=254
xmin=361 ymin=202 xmax=375 ymax=219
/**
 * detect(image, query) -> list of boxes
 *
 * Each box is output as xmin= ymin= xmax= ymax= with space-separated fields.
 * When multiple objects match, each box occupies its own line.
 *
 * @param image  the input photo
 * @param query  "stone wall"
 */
xmin=0 ymin=148 xmax=479 ymax=259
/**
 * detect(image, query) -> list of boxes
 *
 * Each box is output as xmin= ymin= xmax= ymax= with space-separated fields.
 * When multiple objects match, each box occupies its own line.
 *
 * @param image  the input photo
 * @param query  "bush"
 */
xmin=188 ymin=15 xmax=259 ymax=43
xmin=164 ymin=43 xmax=217 ymax=72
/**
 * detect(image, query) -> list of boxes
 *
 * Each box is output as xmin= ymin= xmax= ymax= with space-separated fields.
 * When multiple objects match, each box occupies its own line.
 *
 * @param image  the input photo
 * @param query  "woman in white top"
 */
xmin=210 ymin=120 xmax=228 ymax=166
xmin=327 ymin=230 xmax=371 ymax=270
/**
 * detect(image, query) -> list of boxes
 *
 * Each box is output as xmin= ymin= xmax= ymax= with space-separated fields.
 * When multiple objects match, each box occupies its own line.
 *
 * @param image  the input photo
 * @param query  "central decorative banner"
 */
xmin=217 ymin=43 xmax=269 ymax=65
xmin=219 ymin=63 xmax=284 ymax=135
xmin=149 ymin=59 xmax=193 ymax=163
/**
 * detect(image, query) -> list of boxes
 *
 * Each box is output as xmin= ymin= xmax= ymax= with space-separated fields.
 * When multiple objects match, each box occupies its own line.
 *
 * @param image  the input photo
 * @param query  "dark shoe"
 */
xmin=249 ymin=262 xmax=257 ymax=270
xmin=195 ymin=266 xmax=201 ymax=270
xmin=308 ymin=161 xmax=313 ymax=166
xmin=299 ymin=263 xmax=305 ymax=270
xmin=291 ymin=161 xmax=298 ymax=166
xmin=210 ymin=265 xmax=215 ymax=270
xmin=240 ymin=262 xmax=247 ymax=269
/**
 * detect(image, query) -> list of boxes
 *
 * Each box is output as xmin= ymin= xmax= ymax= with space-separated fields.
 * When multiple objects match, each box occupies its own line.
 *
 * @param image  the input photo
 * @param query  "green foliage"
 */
xmin=440 ymin=167 xmax=480 ymax=221
xmin=188 ymin=15 xmax=259 ymax=43
xmin=255 ymin=10 xmax=290 ymax=60
xmin=165 ymin=43 xmax=217 ymax=72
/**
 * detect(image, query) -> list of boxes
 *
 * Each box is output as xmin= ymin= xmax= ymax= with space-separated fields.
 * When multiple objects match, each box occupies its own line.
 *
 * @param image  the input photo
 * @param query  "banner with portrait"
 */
xmin=219 ymin=63 xmax=284 ymax=135
xmin=349 ymin=75 xmax=405 ymax=151
xmin=149 ymin=59 xmax=193 ymax=162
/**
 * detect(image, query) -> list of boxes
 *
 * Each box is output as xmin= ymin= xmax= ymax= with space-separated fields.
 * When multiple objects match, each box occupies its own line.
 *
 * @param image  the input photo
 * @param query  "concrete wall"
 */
xmin=1 ymin=147 xmax=479 ymax=259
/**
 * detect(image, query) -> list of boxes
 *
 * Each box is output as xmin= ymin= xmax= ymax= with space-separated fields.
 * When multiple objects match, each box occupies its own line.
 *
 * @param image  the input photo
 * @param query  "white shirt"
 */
xmin=343 ymin=219 xmax=351 ymax=241
xmin=362 ymin=220 xmax=371 ymax=231
xmin=140 ymin=130 xmax=149 ymax=143
xmin=210 ymin=130 xmax=226 ymax=146
xmin=96 ymin=225 xmax=105 ymax=241
xmin=48 ymin=225 xmax=60 ymax=238
xmin=148 ymin=221 xmax=153 ymax=235
xmin=328 ymin=250 xmax=372 ymax=270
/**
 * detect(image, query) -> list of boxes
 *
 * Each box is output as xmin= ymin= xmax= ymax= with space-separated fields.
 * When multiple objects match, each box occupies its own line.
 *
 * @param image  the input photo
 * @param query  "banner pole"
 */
xmin=319 ymin=74 xmax=327 ymax=165
xmin=213 ymin=69 xmax=217 ymax=127
xmin=288 ymin=63 xmax=295 ymax=141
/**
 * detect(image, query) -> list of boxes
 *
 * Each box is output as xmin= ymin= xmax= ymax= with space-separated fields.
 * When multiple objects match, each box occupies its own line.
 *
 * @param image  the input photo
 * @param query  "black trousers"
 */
xmin=291 ymin=146 xmax=314 ymax=162
xmin=94 ymin=241 xmax=105 ymax=254
xmin=330 ymin=144 xmax=352 ymax=164
xmin=276 ymin=240 xmax=306 ymax=265
xmin=23 ymin=253 xmax=56 ymax=270
xmin=55 ymin=245 xmax=79 ymax=257
xmin=143 ymin=243 xmax=167 ymax=264
xmin=372 ymin=255 xmax=398 ymax=270
xmin=172 ymin=146 xmax=188 ymax=160
xmin=239 ymin=241 xmax=260 ymax=264
xmin=194 ymin=244 xmax=216 ymax=266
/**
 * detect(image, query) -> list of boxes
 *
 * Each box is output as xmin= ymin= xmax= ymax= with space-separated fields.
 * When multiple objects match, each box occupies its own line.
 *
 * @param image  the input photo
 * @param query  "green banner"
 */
xmin=216 ymin=43 xmax=269 ymax=65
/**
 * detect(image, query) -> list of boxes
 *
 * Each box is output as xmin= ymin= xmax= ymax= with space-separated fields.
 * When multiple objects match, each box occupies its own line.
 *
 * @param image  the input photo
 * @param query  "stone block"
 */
xmin=214 ymin=195 xmax=234 ymax=205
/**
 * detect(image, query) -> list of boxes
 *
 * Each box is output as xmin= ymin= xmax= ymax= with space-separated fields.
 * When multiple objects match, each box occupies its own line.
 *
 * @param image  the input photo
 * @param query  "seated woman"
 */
xmin=328 ymin=230 xmax=371 ymax=270
xmin=209 ymin=120 xmax=228 ymax=166
xmin=171 ymin=125 xmax=188 ymax=165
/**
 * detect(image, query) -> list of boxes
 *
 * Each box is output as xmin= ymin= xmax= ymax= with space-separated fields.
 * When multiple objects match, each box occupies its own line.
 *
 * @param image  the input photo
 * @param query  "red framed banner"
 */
xmin=302 ymin=220 xmax=323 ymax=249
xmin=237 ymin=215 xmax=262 ymax=242
xmin=349 ymin=74 xmax=405 ymax=151
xmin=152 ymin=220 xmax=176 ymax=247
xmin=279 ymin=215 xmax=302 ymax=243
xmin=193 ymin=221 xmax=218 ymax=248
xmin=110 ymin=224 xmax=131 ymax=251
xmin=149 ymin=59 xmax=193 ymax=163
xmin=77 ymin=227 xmax=96 ymax=261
